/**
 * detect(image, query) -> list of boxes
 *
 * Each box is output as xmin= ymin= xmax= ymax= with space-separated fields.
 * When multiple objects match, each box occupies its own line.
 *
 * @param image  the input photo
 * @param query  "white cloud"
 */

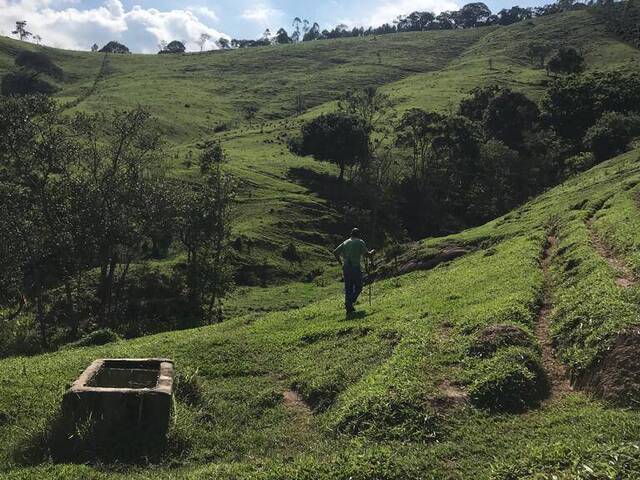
xmin=240 ymin=3 xmax=283 ymax=25
xmin=0 ymin=0 xmax=229 ymax=53
xmin=187 ymin=5 xmax=219 ymax=22
xmin=346 ymin=0 xmax=460 ymax=28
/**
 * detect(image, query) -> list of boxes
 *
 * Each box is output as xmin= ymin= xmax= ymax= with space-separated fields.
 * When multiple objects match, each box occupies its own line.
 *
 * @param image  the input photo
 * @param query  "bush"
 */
xmin=468 ymin=347 xmax=549 ymax=412
xmin=547 ymin=47 xmax=585 ymax=76
xmin=1 ymin=71 xmax=57 ymax=96
xmin=563 ymin=151 xmax=596 ymax=176
xmin=15 ymin=51 xmax=64 ymax=80
xmin=282 ymin=242 xmax=301 ymax=262
xmin=99 ymin=41 xmax=130 ymax=54
xmin=62 ymin=329 xmax=121 ymax=349
xmin=583 ymin=112 xmax=640 ymax=162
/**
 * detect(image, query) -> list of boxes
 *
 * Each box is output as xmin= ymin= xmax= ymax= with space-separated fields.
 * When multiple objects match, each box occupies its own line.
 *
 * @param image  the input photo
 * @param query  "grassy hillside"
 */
xmin=2 ymin=9 xmax=638 ymax=291
xmin=3 ymin=10 xmax=640 ymax=478
xmin=2 ymin=143 xmax=640 ymax=478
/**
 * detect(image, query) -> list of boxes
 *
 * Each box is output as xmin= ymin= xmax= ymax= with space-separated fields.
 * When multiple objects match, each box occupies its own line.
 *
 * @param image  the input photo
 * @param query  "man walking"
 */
xmin=334 ymin=228 xmax=375 ymax=314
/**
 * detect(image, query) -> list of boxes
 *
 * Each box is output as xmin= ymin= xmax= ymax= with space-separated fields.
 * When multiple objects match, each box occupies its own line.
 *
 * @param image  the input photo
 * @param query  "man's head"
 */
xmin=351 ymin=228 xmax=361 ymax=238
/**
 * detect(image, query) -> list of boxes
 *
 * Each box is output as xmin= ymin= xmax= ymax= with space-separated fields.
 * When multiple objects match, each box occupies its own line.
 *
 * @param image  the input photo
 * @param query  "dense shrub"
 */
xmin=563 ymin=151 xmax=596 ymax=176
xmin=1 ymin=71 xmax=56 ymax=96
xmin=62 ymin=329 xmax=120 ymax=349
xmin=99 ymin=41 xmax=130 ymax=54
xmin=547 ymin=47 xmax=585 ymax=76
xmin=583 ymin=112 xmax=640 ymax=162
xmin=15 ymin=51 xmax=64 ymax=80
xmin=468 ymin=347 xmax=549 ymax=411
xmin=542 ymin=70 xmax=640 ymax=144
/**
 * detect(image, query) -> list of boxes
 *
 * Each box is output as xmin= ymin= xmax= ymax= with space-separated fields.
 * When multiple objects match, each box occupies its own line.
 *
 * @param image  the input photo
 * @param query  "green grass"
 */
xmin=3 ymin=9 xmax=640 ymax=478
xmin=3 ymin=145 xmax=640 ymax=478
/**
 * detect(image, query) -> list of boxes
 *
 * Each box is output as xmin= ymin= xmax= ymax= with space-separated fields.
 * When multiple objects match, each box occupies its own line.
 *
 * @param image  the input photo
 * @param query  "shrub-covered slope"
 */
xmin=2 ymin=146 xmax=640 ymax=479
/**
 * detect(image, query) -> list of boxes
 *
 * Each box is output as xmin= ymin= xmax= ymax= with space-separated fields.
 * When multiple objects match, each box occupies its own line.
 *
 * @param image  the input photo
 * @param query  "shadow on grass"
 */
xmin=11 ymin=409 xmax=190 ymax=467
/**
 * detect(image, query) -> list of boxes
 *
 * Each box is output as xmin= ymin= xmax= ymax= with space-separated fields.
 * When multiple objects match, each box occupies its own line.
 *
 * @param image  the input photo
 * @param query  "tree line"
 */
xmin=0 ymin=96 xmax=236 ymax=355
xmin=293 ymin=67 xmax=640 ymax=240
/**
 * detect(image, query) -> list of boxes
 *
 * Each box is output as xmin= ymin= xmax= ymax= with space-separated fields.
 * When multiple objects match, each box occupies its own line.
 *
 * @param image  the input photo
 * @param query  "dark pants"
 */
xmin=343 ymin=264 xmax=363 ymax=311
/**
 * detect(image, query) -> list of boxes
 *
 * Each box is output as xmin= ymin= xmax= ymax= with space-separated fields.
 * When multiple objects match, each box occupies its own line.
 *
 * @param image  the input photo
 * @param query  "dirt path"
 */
xmin=588 ymin=220 xmax=636 ymax=288
xmin=536 ymin=235 xmax=572 ymax=399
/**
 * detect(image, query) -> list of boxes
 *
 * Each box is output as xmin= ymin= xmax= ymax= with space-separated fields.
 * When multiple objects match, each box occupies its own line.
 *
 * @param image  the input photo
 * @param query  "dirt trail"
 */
xmin=588 ymin=220 xmax=636 ymax=288
xmin=536 ymin=235 xmax=572 ymax=399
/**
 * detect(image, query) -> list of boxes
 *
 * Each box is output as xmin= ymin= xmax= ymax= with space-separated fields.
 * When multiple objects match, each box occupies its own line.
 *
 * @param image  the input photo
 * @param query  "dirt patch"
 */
xmin=536 ymin=235 xmax=573 ymax=399
xmin=373 ymin=244 xmax=470 ymax=282
xmin=430 ymin=381 xmax=469 ymax=410
xmin=283 ymin=390 xmax=313 ymax=414
xmin=468 ymin=323 xmax=537 ymax=358
xmin=588 ymin=219 xmax=636 ymax=288
xmin=575 ymin=329 xmax=640 ymax=407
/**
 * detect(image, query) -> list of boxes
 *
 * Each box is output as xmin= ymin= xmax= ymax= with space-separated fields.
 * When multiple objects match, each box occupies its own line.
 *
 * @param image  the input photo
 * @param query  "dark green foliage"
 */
xmin=583 ymin=112 xmax=640 ymax=162
xmin=15 ymin=51 xmax=64 ymax=80
xmin=282 ymin=242 xmax=301 ymax=262
xmin=159 ymin=40 xmax=186 ymax=54
xmin=301 ymin=112 xmax=370 ymax=181
xmin=62 ymin=329 xmax=120 ymax=349
xmin=99 ymin=41 xmax=131 ymax=54
xmin=482 ymin=89 xmax=540 ymax=150
xmin=458 ymin=85 xmax=500 ymax=121
xmin=1 ymin=71 xmax=56 ymax=96
xmin=542 ymin=70 xmax=640 ymax=144
xmin=468 ymin=347 xmax=549 ymax=411
xmin=547 ymin=47 xmax=585 ymax=75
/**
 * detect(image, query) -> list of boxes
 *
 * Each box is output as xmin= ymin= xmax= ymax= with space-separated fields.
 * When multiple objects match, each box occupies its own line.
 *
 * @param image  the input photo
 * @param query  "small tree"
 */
xmin=275 ymin=28 xmax=292 ymax=44
xmin=159 ymin=40 xmax=186 ymax=54
xmin=91 ymin=43 xmax=99 ymax=52
xmin=301 ymin=112 xmax=370 ymax=181
xmin=177 ymin=142 xmax=236 ymax=322
xmin=198 ymin=33 xmax=211 ymax=51
xmin=99 ymin=41 xmax=131 ymax=54
xmin=12 ymin=21 xmax=32 ymax=41
xmin=547 ymin=47 xmax=585 ymax=75
xmin=526 ymin=42 xmax=552 ymax=69
xmin=584 ymin=112 xmax=640 ymax=161
xmin=216 ymin=37 xmax=231 ymax=49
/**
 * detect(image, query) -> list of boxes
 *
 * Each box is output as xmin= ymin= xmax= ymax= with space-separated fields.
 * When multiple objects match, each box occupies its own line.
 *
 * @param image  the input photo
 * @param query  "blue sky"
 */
xmin=1 ymin=0 xmax=550 ymax=53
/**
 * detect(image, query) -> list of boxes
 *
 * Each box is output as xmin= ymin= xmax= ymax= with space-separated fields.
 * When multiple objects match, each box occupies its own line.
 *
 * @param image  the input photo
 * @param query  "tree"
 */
xmin=542 ymin=70 xmax=640 ymax=144
xmin=91 ymin=43 xmax=99 ymax=52
xmin=395 ymin=108 xmax=445 ymax=180
xmin=483 ymin=89 xmax=540 ymax=150
xmin=292 ymin=17 xmax=302 ymax=42
xmin=216 ymin=37 xmax=231 ymax=49
xmin=159 ymin=40 xmax=186 ymax=54
xmin=303 ymin=22 xmax=321 ymax=41
xmin=583 ymin=112 xmax=640 ymax=161
xmin=338 ymin=87 xmax=396 ymax=158
xmin=176 ymin=142 xmax=236 ymax=322
xmin=458 ymin=85 xmax=500 ymax=121
xmin=1 ymin=72 xmax=57 ymax=96
xmin=294 ymin=93 xmax=306 ymax=115
xmin=12 ymin=21 xmax=32 ymax=41
xmin=263 ymin=29 xmax=272 ymax=41
xmin=526 ymin=42 xmax=553 ymax=69
xmin=198 ymin=33 xmax=211 ymax=51
xmin=300 ymin=113 xmax=370 ymax=181
xmin=99 ymin=41 xmax=131 ymax=54
xmin=456 ymin=3 xmax=493 ymax=28
xmin=275 ymin=28 xmax=292 ymax=44
xmin=33 ymin=35 xmax=42 ymax=45
xmin=547 ymin=47 xmax=585 ymax=75
xmin=495 ymin=6 xmax=533 ymax=25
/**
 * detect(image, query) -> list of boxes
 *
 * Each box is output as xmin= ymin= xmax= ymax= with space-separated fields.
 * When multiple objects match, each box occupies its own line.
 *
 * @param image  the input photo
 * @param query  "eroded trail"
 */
xmin=537 ymin=235 xmax=572 ymax=399
xmin=588 ymin=219 xmax=636 ymax=288
xmin=283 ymin=390 xmax=313 ymax=415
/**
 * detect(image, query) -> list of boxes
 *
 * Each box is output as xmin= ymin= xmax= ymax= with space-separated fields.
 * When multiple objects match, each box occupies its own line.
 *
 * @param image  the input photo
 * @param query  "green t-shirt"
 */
xmin=334 ymin=237 xmax=368 ymax=268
